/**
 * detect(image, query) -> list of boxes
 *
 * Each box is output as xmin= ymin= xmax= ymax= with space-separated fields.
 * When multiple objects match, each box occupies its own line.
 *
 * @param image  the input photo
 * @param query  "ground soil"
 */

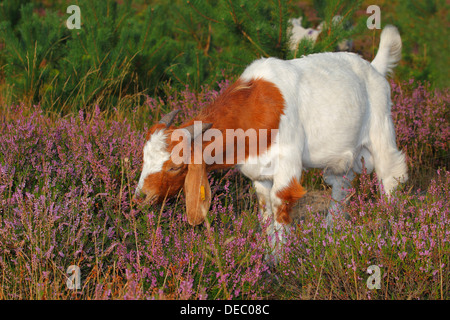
xmin=292 ymin=189 xmax=331 ymax=221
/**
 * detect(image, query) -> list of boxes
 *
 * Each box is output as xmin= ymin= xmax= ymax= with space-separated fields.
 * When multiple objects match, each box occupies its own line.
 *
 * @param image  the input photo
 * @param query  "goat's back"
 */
xmin=240 ymin=53 xmax=391 ymax=171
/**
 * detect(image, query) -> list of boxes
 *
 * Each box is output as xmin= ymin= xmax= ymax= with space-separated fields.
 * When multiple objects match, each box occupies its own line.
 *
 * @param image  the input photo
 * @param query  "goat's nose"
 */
xmin=133 ymin=190 xmax=146 ymax=204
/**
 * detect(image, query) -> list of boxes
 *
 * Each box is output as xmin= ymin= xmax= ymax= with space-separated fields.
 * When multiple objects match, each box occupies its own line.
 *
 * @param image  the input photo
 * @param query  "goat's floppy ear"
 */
xmin=184 ymin=162 xmax=211 ymax=226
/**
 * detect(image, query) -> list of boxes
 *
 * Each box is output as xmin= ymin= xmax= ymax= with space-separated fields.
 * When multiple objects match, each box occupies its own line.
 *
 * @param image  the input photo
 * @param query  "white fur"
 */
xmin=136 ymin=25 xmax=407 ymax=262
xmin=239 ymin=25 xmax=407 ymax=253
xmin=371 ymin=25 xmax=402 ymax=77
xmin=136 ymin=129 xmax=170 ymax=193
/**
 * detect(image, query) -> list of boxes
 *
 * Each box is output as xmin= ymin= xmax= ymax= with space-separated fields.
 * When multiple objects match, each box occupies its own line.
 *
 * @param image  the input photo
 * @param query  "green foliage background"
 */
xmin=383 ymin=0 xmax=449 ymax=87
xmin=0 ymin=0 xmax=447 ymax=113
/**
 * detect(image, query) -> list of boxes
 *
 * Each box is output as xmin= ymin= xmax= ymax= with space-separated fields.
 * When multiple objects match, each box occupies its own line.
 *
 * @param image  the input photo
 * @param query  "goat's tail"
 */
xmin=371 ymin=25 xmax=402 ymax=77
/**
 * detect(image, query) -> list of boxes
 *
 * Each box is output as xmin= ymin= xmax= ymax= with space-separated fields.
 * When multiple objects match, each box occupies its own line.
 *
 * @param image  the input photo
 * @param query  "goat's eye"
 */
xmin=168 ymin=166 xmax=181 ymax=172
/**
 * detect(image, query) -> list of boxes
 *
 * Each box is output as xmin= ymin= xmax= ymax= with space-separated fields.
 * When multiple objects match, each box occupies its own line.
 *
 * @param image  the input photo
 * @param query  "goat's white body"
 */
xmin=135 ymin=25 xmax=408 ymax=263
xmin=238 ymin=26 xmax=407 ymax=256
xmin=239 ymin=51 xmax=397 ymax=180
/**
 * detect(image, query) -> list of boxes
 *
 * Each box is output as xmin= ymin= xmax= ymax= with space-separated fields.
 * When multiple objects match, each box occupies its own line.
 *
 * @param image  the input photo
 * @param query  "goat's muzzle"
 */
xmin=133 ymin=189 xmax=151 ymax=205
xmin=132 ymin=194 xmax=145 ymax=205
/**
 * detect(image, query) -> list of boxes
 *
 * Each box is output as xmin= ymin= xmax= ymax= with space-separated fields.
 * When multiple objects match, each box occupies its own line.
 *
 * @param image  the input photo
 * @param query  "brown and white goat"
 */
xmin=135 ymin=25 xmax=408 ymax=253
xmin=134 ymin=78 xmax=306 ymax=227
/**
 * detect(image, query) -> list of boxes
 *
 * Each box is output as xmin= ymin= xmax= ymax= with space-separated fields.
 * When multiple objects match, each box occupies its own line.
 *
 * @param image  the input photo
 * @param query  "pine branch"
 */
xmin=277 ymin=0 xmax=282 ymax=49
xmin=187 ymin=0 xmax=221 ymax=24
xmin=226 ymin=1 xmax=270 ymax=57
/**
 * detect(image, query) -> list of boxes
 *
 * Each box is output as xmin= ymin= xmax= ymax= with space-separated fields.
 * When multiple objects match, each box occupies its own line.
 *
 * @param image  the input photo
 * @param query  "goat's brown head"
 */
xmin=134 ymin=110 xmax=213 ymax=226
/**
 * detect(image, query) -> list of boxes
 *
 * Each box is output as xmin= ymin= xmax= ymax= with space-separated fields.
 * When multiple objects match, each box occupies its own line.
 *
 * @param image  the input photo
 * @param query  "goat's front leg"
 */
xmin=253 ymin=180 xmax=278 ymax=262
xmin=254 ymin=180 xmax=273 ymax=226
xmin=268 ymin=171 xmax=305 ymax=262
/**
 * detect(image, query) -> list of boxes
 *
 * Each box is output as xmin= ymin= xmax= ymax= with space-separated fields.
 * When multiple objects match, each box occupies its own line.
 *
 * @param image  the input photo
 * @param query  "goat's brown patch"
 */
xmin=275 ymin=178 xmax=307 ymax=224
xmin=145 ymin=123 xmax=166 ymax=141
xmin=180 ymin=78 xmax=286 ymax=170
xmin=142 ymin=160 xmax=187 ymax=203
xmin=139 ymin=78 xmax=289 ymax=224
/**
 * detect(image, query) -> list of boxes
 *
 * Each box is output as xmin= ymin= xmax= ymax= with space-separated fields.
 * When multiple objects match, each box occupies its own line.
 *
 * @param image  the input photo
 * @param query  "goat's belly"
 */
xmin=302 ymin=138 xmax=358 ymax=173
xmin=299 ymin=109 xmax=366 ymax=172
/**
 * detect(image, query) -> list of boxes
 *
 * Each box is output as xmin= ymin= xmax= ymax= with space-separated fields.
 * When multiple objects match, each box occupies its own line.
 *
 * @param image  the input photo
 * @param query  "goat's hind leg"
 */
xmin=368 ymin=87 xmax=408 ymax=195
xmin=324 ymin=169 xmax=355 ymax=227
xmin=371 ymin=140 xmax=408 ymax=195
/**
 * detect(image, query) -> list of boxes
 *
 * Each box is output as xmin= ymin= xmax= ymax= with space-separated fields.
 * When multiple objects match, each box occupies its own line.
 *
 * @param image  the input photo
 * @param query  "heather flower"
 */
xmin=0 ymin=78 xmax=449 ymax=300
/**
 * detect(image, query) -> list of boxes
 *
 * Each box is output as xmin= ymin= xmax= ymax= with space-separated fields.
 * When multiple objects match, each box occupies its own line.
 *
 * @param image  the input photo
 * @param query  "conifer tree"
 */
xmin=0 ymin=0 xmax=365 ymax=112
xmin=185 ymin=0 xmax=364 ymax=84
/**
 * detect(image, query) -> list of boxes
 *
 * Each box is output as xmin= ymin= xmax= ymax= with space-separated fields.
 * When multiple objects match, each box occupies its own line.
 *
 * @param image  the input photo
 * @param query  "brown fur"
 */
xmin=275 ymin=178 xmax=307 ymax=224
xmin=181 ymin=78 xmax=286 ymax=170
xmin=140 ymin=78 xmax=305 ymax=225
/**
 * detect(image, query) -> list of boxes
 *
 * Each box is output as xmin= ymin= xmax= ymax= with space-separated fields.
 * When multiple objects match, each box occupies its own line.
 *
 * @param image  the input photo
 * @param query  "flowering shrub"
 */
xmin=0 ymin=101 xmax=268 ymax=299
xmin=275 ymin=168 xmax=449 ymax=299
xmin=390 ymin=80 xmax=449 ymax=187
xmin=0 ymin=79 xmax=448 ymax=299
